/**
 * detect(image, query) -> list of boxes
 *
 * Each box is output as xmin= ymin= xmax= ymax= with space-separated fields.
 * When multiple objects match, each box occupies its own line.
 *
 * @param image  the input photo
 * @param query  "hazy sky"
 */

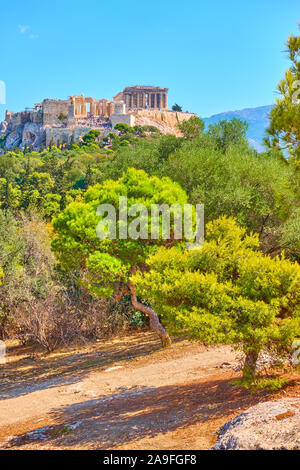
xmin=0 ymin=0 xmax=299 ymax=120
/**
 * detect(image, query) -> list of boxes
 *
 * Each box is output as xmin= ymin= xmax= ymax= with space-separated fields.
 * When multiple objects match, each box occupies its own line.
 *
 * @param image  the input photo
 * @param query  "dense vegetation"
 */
xmin=134 ymin=216 xmax=300 ymax=384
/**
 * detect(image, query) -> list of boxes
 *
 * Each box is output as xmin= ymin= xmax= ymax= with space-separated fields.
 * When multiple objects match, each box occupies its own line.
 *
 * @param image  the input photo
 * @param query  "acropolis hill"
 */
xmin=0 ymin=85 xmax=195 ymax=150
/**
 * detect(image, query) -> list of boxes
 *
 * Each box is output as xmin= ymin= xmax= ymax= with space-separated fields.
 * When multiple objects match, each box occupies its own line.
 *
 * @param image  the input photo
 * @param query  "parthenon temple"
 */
xmin=121 ymin=86 xmax=168 ymax=110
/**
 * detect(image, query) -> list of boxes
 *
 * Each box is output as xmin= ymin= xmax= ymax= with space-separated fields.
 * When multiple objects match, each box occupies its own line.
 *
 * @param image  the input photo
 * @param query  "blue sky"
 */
xmin=0 ymin=0 xmax=299 ymax=121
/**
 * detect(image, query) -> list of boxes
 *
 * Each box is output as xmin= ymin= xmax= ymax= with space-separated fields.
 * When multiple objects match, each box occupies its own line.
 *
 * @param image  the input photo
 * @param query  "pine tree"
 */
xmin=265 ymin=26 xmax=300 ymax=159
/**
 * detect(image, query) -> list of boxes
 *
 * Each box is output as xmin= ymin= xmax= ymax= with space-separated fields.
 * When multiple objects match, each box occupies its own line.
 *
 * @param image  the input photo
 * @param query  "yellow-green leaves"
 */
xmin=52 ymin=168 xmax=189 ymax=298
xmin=134 ymin=216 xmax=300 ymax=359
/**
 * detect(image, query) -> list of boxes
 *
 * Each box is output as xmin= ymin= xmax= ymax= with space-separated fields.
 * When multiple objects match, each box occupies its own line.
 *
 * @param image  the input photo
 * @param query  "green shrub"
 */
xmin=133 ymin=216 xmax=300 ymax=383
xmin=232 ymin=376 xmax=288 ymax=392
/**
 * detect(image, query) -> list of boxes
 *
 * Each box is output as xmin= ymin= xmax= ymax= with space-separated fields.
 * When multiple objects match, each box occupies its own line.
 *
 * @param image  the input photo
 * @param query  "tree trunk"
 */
xmin=243 ymin=349 xmax=259 ymax=380
xmin=128 ymin=282 xmax=171 ymax=348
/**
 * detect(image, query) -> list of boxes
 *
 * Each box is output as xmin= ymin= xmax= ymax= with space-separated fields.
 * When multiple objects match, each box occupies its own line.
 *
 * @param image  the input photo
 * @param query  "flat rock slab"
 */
xmin=105 ymin=366 xmax=124 ymax=372
xmin=213 ymin=398 xmax=300 ymax=450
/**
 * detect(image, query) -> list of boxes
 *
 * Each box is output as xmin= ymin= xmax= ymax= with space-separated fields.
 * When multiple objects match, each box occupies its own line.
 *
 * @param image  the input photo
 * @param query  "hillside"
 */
xmin=203 ymin=105 xmax=273 ymax=152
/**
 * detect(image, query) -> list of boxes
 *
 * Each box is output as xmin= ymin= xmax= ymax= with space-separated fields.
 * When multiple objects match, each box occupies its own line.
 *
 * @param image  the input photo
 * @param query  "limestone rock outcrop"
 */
xmin=5 ymin=128 xmax=23 ymax=149
xmin=135 ymin=109 xmax=196 ymax=136
xmin=22 ymin=123 xmax=45 ymax=149
xmin=213 ymin=398 xmax=300 ymax=450
xmin=0 ymin=120 xmax=8 ymax=134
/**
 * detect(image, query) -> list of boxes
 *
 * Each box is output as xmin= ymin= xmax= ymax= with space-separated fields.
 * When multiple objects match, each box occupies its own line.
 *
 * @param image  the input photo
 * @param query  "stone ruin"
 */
xmin=0 ymin=86 xmax=194 ymax=151
xmin=121 ymin=86 xmax=168 ymax=110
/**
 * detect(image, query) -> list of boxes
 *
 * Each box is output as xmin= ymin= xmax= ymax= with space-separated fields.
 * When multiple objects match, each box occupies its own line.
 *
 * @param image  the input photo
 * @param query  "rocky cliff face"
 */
xmin=0 ymin=107 xmax=196 ymax=150
xmin=0 ymin=117 xmax=46 ymax=150
xmin=0 ymin=120 xmax=98 ymax=151
xmin=134 ymin=109 xmax=196 ymax=136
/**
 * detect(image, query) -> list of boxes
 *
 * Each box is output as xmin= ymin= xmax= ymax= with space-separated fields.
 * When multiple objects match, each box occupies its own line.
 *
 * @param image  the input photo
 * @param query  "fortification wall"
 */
xmin=111 ymin=113 xmax=136 ymax=128
xmin=42 ymin=99 xmax=70 ymax=126
xmin=45 ymin=126 xmax=106 ymax=147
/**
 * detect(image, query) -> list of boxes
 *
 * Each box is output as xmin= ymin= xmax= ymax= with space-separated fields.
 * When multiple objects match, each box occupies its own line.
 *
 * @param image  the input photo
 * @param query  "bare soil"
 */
xmin=0 ymin=332 xmax=299 ymax=450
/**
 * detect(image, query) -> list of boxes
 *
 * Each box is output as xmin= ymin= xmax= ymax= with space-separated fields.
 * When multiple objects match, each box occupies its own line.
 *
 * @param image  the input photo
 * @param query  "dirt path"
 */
xmin=0 ymin=333 xmax=299 ymax=450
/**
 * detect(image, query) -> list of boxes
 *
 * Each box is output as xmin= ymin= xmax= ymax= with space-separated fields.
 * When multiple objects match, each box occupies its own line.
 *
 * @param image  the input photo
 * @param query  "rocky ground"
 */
xmin=0 ymin=332 xmax=299 ymax=450
xmin=214 ymin=398 xmax=300 ymax=450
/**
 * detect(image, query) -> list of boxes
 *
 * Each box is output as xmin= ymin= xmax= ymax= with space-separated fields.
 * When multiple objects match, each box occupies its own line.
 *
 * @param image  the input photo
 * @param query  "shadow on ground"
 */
xmin=7 ymin=376 xmax=277 ymax=449
xmin=0 ymin=333 xmax=162 ymax=400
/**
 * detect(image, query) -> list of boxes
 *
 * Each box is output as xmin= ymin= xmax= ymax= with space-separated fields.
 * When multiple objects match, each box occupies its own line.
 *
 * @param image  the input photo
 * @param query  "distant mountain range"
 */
xmin=202 ymin=105 xmax=273 ymax=152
